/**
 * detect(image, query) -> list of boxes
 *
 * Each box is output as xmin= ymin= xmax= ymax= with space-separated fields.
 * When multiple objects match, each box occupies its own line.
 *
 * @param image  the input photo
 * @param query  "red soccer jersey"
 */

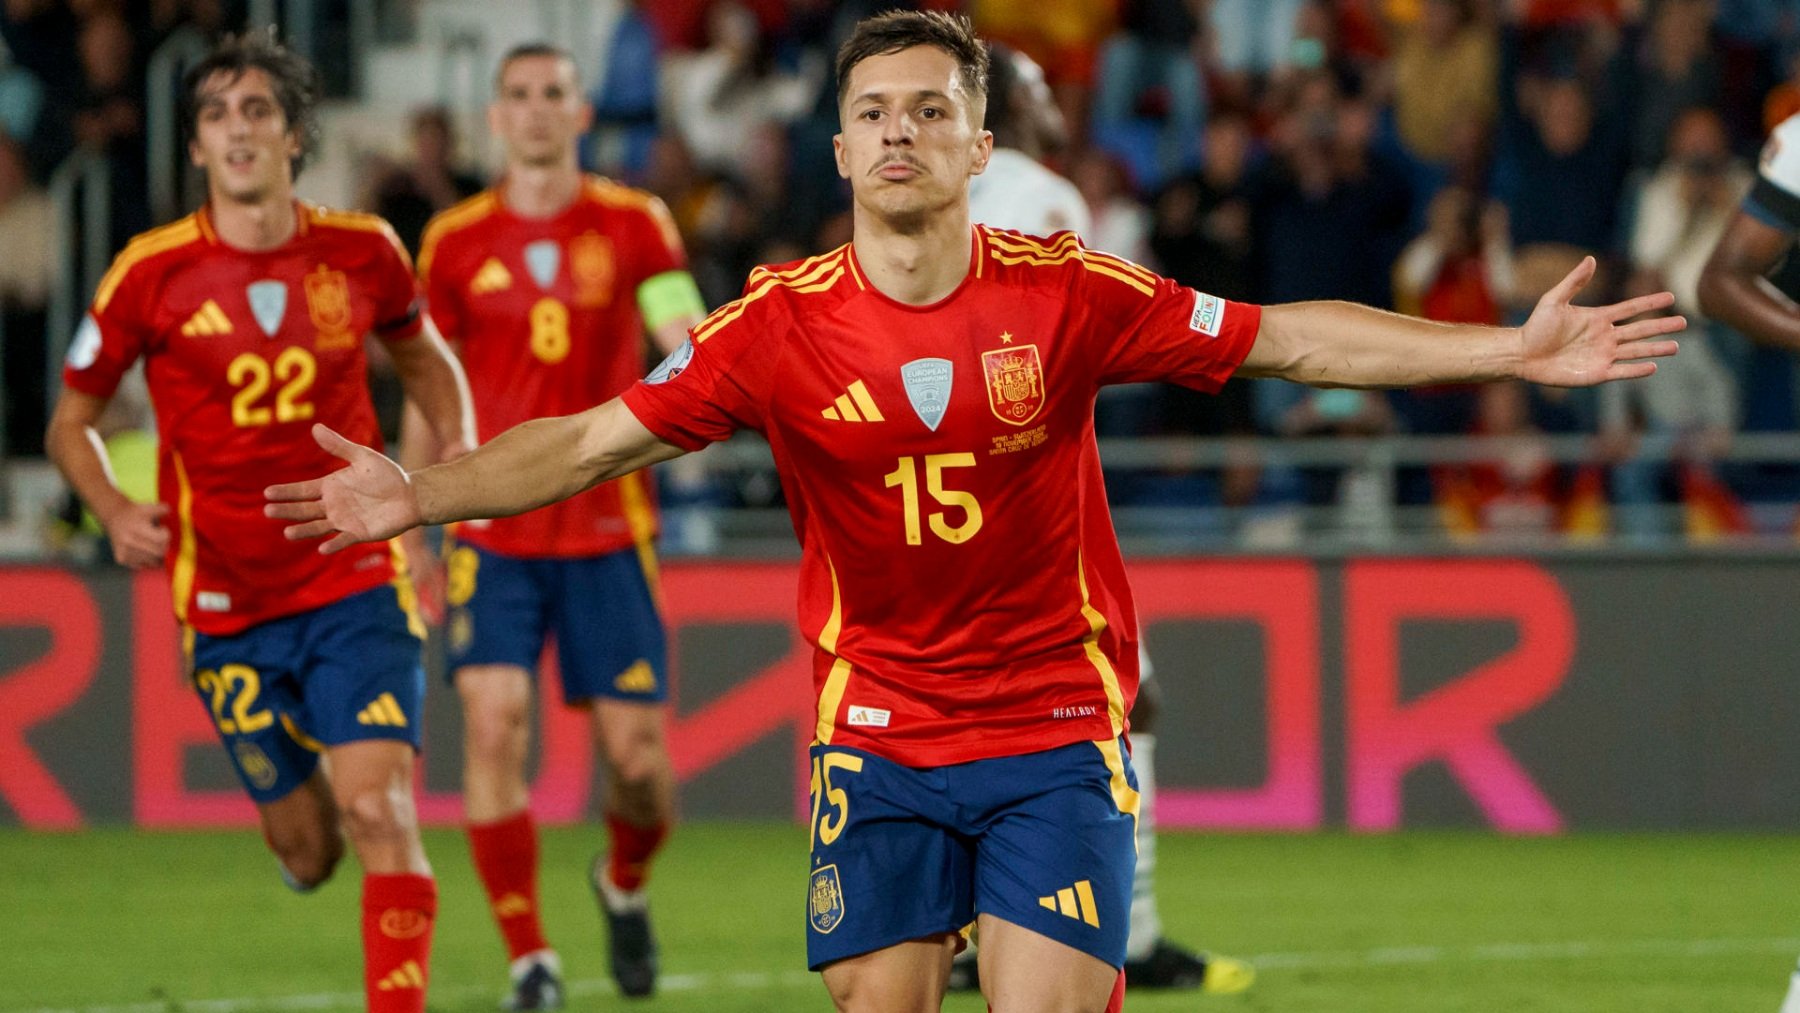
xmin=622 ymin=227 xmax=1261 ymax=766
xmin=419 ymin=177 xmax=687 ymax=558
xmin=62 ymin=203 xmax=424 ymax=636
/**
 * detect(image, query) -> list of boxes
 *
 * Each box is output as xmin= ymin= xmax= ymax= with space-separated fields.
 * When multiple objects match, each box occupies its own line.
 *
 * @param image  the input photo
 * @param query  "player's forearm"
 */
xmin=45 ymin=415 xmax=134 ymax=525
xmin=387 ymin=330 xmax=475 ymax=452
xmin=396 ymin=400 xmax=440 ymax=474
xmin=1245 ymin=301 xmax=1522 ymax=388
xmin=1697 ymin=271 xmax=1800 ymax=353
xmin=409 ymin=398 xmax=678 ymax=526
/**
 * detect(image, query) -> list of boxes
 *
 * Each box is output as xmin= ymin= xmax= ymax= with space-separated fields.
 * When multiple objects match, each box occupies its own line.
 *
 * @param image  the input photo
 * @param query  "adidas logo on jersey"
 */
xmin=470 ymin=257 xmax=513 ymax=294
xmin=376 ymin=960 xmax=425 ymax=991
xmin=356 ymin=693 xmax=408 ymax=728
xmin=820 ymin=380 xmax=885 ymax=423
xmin=180 ymin=300 xmax=233 ymax=337
xmin=1038 ymin=879 xmax=1101 ymax=928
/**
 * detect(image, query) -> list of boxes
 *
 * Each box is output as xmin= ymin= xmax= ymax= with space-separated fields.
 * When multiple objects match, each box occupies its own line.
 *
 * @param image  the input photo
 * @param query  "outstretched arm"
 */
xmin=1697 ymin=210 xmax=1800 ymax=352
xmin=266 ymin=397 xmax=685 ymax=553
xmin=1241 ymin=257 xmax=1682 ymax=388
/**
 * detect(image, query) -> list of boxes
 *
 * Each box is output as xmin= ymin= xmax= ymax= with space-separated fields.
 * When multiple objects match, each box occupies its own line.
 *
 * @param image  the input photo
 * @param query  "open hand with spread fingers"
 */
xmin=1519 ymin=256 xmax=1684 ymax=387
xmin=264 ymin=424 xmax=420 ymax=554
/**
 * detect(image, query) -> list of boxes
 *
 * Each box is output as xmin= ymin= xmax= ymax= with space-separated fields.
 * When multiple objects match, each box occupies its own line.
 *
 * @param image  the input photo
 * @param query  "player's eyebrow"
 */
xmin=850 ymin=88 xmax=954 ymax=109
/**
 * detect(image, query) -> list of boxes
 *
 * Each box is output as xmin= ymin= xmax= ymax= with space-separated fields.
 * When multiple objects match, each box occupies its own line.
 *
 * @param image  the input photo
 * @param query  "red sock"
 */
xmin=468 ymin=811 xmax=551 ymax=960
xmin=604 ymin=812 xmax=669 ymax=892
xmin=362 ymin=873 xmax=436 ymax=1013
xmin=1106 ymin=967 xmax=1127 ymax=1012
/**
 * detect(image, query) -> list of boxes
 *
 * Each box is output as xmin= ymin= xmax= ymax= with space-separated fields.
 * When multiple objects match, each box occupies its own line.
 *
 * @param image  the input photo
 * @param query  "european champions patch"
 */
xmin=1189 ymin=291 xmax=1224 ymax=338
xmin=645 ymin=339 xmax=694 ymax=384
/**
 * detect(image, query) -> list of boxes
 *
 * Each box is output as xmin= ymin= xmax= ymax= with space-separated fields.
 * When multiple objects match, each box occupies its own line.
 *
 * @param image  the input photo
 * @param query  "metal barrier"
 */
xmin=145 ymin=26 xmax=210 ymax=227
xmin=45 ymin=149 xmax=111 ymax=417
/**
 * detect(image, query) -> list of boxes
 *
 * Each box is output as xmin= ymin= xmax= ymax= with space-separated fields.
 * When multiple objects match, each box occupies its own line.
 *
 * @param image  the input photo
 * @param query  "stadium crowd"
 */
xmin=8 ymin=0 xmax=1800 ymax=543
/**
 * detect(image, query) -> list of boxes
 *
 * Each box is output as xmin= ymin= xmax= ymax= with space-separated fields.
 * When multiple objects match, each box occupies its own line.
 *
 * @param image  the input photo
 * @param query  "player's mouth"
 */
xmin=224 ymin=150 xmax=257 ymax=169
xmin=874 ymin=159 xmax=923 ymax=181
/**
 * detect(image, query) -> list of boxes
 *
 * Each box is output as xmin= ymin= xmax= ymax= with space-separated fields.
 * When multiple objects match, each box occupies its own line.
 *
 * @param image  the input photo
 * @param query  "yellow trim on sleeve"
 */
xmin=94 ymin=216 xmax=204 ymax=313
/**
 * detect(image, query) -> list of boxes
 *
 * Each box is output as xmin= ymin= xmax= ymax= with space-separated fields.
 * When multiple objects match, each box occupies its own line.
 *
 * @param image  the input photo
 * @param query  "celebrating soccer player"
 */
xmin=269 ymin=13 xmax=1680 ymax=1012
xmin=47 ymin=32 xmax=474 ymax=1013
xmin=1697 ymin=109 xmax=1800 ymax=1013
xmin=403 ymin=44 xmax=705 ymax=1008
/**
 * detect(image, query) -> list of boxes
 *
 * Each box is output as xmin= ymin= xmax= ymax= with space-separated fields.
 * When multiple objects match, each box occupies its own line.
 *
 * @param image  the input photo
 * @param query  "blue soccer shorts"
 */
xmin=188 ymin=583 xmax=426 ymax=804
xmin=444 ymin=542 xmax=668 ymax=704
xmin=804 ymin=737 xmax=1141 ymax=971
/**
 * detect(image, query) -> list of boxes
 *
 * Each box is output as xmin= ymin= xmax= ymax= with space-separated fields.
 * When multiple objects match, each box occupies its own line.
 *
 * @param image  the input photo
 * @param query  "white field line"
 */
xmin=15 ymin=936 xmax=1800 ymax=1013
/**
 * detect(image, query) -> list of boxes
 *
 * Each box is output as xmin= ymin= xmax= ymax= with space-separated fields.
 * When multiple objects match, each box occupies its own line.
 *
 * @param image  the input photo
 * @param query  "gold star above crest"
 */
xmin=999 ymin=331 xmax=1014 ymax=344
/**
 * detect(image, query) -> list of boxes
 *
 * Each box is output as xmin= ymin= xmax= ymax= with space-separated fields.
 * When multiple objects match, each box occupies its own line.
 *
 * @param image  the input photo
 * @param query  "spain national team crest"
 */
xmin=233 ymin=741 xmax=279 ymax=790
xmin=570 ymin=232 xmax=615 ymax=307
xmin=808 ymin=864 xmax=845 ymax=934
xmin=981 ymin=340 xmax=1045 ymax=426
xmin=303 ymin=266 xmax=352 ymax=337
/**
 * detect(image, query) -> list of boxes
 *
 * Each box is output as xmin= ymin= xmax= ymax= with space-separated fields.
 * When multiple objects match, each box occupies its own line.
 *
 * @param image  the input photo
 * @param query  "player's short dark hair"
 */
xmin=834 ymin=11 xmax=989 ymax=121
xmin=181 ymin=28 xmax=321 ymax=177
xmin=495 ymin=42 xmax=578 ymax=90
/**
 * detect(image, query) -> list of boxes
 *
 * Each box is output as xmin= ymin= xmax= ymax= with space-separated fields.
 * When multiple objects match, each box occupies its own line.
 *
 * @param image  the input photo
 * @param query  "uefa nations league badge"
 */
xmin=900 ymin=357 xmax=953 ymax=432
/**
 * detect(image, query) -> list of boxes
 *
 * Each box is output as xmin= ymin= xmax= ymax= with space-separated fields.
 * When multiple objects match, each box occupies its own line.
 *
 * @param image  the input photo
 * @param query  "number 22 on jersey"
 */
xmin=227 ymin=347 xmax=316 ymax=428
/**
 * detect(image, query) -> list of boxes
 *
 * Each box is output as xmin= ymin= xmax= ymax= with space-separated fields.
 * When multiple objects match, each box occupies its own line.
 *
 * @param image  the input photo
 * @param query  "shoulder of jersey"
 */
xmin=304 ymin=203 xmax=404 ymax=243
xmin=93 ymin=212 xmax=210 ymax=313
xmin=689 ymin=244 xmax=853 ymax=345
xmin=1763 ymin=113 xmax=1800 ymax=190
xmin=417 ymin=190 xmax=501 ymax=272
xmin=980 ymin=226 xmax=1159 ymax=297
xmin=580 ymin=174 xmax=662 ymax=214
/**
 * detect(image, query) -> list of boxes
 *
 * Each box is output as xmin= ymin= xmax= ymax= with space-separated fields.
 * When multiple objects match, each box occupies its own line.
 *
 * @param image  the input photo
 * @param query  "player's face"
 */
xmin=834 ymin=46 xmax=992 ymax=228
xmin=188 ymin=67 xmax=300 ymax=204
xmin=490 ymin=55 xmax=591 ymax=169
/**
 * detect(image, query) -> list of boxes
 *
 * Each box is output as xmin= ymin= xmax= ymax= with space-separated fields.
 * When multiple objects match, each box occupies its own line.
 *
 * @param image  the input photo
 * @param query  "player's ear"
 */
xmin=486 ymin=101 xmax=502 ymax=141
xmin=576 ymin=97 xmax=595 ymax=134
xmin=971 ymin=129 xmax=993 ymax=177
xmin=832 ymin=133 xmax=849 ymax=180
xmin=189 ymin=137 xmax=205 ymax=169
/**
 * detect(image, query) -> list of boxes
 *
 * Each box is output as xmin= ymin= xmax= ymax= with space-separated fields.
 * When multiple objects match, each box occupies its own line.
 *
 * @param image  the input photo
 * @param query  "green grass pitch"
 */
xmin=2 ymin=825 xmax=1795 ymax=1011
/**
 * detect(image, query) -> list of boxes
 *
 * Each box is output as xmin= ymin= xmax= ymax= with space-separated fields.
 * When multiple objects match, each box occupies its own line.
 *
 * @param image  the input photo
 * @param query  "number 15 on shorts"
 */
xmin=810 ymin=752 xmax=864 ymax=849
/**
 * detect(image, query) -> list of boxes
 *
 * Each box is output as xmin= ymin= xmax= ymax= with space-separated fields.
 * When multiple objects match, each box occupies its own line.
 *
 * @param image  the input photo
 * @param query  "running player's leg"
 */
xmin=819 ymin=936 xmax=960 ymax=1012
xmin=555 ymin=547 xmax=674 ymax=998
xmin=1122 ymin=656 xmax=1254 ymax=994
xmin=447 ymin=544 xmax=562 ymax=1007
xmin=975 ymin=916 xmax=1120 ymax=1013
xmin=257 ymin=769 xmax=343 ymax=891
xmin=304 ymin=584 xmax=439 ymax=1013
xmin=966 ymin=739 xmax=1138 ymax=1013
xmin=806 ymin=744 xmax=975 ymax=1012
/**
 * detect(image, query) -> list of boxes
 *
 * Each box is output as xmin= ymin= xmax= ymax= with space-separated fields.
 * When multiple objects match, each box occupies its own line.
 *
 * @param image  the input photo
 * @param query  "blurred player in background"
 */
xmin=405 ymin=43 xmax=705 ymax=1008
xmin=960 ymin=41 xmax=1253 ymax=996
xmin=270 ymin=12 xmax=1680 ymax=1012
xmin=45 ymin=31 xmax=474 ymax=1013
xmin=1697 ymin=109 xmax=1800 ymax=1013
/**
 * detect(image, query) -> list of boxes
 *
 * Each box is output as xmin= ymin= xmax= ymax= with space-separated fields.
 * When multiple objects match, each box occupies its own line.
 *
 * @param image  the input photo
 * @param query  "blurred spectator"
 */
xmin=0 ymin=35 xmax=43 ymax=144
xmin=971 ymin=0 xmax=1115 ymax=143
xmin=1391 ymin=186 xmax=1516 ymax=436
xmin=1627 ymin=0 xmax=1721 ymax=172
xmin=661 ymin=2 xmax=819 ymax=177
xmin=1209 ymin=0 xmax=1308 ymax=90
xmin=0 ymin=131 xmax=49 ymax=456
xmin=588 ymin=0 xmax=663 ymax=180
xmin=970 ymin=42 xmax=1089 ymax=235
xmin=1602 ymin=105 xmax=1748 ymax=539
xmin=366 ymin=107 xmax=483 ymax=258
xmin=1435 ymin=380 xmax=1610 ymax=539
xmin=1390 ymin=0 xmax=1498 ymax=171
xmin=1071 ymin=149 xmax=1154 ymax=265
xmin=1150 ymin=112 xmax=1257 ymax=303
xmin=1091 ymin=0 xmax=1205 ymax=188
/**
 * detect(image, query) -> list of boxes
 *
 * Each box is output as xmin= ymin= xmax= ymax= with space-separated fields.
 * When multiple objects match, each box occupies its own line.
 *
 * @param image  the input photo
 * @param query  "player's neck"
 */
xmin=852 ymin=204 xmax=973 ymax=306
xmin=207 ymin=192 xmax=298 ymax=252
xmin=502 ymin=164 xmax=582 ymax=219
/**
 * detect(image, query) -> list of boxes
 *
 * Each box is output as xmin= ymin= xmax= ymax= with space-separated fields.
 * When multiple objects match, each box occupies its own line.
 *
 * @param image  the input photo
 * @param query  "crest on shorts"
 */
xmin=808 ymin=864 xmax=845 ymax=934
xmin=981 ymin=340 xmax=1044 ymax=426
xmin=525 ymin=240 xmax=561 ymax=290
xmin=247 ymin=280 xmax=289 ymax=338
xmin=234 ymin=741 xmax=279 ymax=790
xmin=900 ymin=357 xmax=952 ymax=432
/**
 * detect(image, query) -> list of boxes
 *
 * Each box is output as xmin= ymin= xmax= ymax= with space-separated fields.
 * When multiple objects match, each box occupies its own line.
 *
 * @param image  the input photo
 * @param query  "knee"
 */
xmin=336 ymin=782 xmax=416 ymax=846
xmin=266 ymin=821 xmax=343 ymax=889
xmin=461 ymin=693 xmax=529 ymax=763
xmin=600 ymin=719 xmax=667 ymax=787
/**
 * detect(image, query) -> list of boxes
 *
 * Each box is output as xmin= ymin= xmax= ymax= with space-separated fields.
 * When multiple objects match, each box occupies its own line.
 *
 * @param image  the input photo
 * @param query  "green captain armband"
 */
xmin=637 ymin=270 xmax=707 ymax=333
